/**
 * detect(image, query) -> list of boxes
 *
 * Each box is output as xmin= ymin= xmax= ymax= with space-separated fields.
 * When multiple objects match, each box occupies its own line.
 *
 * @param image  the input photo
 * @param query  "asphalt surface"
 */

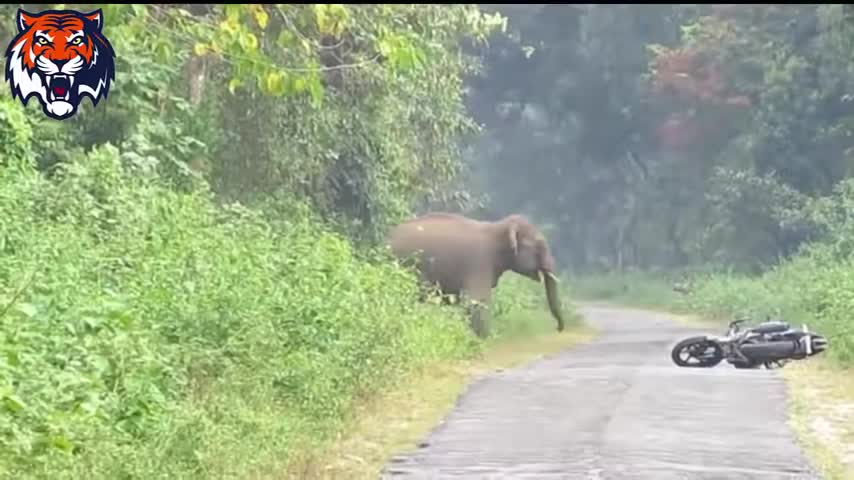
xmin=381 ymin=304 xmax=821 ymax=480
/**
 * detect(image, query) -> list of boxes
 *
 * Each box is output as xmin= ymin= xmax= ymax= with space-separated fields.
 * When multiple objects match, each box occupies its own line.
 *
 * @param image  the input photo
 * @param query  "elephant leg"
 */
xmin=469 ymin=302 xmax=490 ymax=338
xmin=462 ymin=275 xmax=493 ymax=339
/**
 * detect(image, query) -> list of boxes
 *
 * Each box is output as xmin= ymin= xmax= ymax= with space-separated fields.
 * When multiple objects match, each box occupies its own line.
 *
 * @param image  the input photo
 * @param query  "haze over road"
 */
xmin=382 ymin=304 xmax=820 ymax=479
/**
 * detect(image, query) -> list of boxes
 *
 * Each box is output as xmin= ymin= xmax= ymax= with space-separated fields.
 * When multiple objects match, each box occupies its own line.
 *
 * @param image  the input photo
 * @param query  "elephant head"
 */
xmin=497 ymin=214 xmax=565 ymax=332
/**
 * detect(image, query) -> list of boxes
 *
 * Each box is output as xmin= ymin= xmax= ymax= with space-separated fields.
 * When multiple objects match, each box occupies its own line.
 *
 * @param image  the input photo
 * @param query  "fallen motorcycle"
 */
xmin=670 ymin=318 xmax=829 ymax=369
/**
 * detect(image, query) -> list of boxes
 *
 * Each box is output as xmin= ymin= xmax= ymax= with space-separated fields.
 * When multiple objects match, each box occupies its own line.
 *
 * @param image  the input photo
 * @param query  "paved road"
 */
xmin=381 ymin=304 xmax=820 ymax=480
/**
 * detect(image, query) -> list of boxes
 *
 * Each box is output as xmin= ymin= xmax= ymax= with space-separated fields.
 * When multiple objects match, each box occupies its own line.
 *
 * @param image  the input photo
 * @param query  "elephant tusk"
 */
xmin=546 ymin=271 xmax=560 ymax=283
xmin=537 ymin=270 xmax=544 ymax=283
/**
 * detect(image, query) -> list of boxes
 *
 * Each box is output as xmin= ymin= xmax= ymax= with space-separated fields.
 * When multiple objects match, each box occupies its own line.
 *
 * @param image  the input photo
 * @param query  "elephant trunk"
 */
xmin=542 ymin=271 xmax=565 ymax=332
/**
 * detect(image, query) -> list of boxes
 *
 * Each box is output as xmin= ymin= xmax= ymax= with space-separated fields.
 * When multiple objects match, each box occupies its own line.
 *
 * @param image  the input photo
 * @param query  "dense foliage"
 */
xmin=0 ymin=3 xmax=504 ymax=243
xmin=0 ymin=132 xmax=477 ymax=477
xmin=0 ymin=4 xmax=570 ymax=478
xmin=466 ymin=4 xmax=854 ymax=274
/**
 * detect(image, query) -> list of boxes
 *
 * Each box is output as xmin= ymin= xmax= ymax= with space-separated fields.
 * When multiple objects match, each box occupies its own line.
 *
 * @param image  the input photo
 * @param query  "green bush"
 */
xmin=0 ymin=145 xmax=484 ymax=479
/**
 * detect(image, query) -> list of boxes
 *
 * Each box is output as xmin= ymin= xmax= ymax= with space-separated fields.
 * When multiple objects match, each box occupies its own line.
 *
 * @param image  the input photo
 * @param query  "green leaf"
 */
xmin=3 ymin=395 xmax=26 ymax=413
xmin=252 ymin=5 xmax=269 ymax=29
xmin=81 ymin=316 xmax=101 ymax=332
xmin=79 ymin=395 xmax=100 ymax=415
xmin=308 ymin=77 xmax=324 ymax=107
xmin=314 ymin=4 xmax=330 ymax=34
xmin=277 ymin=30 xmax=295 ymax=48
xmin=228 ymin=78 xmax=243 ymax=95
xmin=14 ymin=303 xmax=37 ymax=319
xmin=131 ymin=4 xmax=147 ymax=18
xmin=90 ymin=355 xmax=110 ymax=374
xmin=239 ymin=32 xmax=259 ymax=52
xmin=293 ymin=77 xmax=307 ymax=93
xmin=263 ymin=71 xmax=287 ymax=96
xmin=154 ymin=39 xmax=173 ymax=61
xmin=103 ymin=300 xmax=129 ymax=319
xmin=379 ymin=34 xmax=424 ymax=72
xmin=50 ymin=435 xmax=74 ymax=453
xmin=219 ymin=19 xmax=238 ymax=39
xmin=225 ymin=4 xmax=242 ymax=23
xmin=193 ymin=43 xmax=208 ymax=56
xmin=377 ymin=34 xmax=395 ymax=58
xmin=5 ymin=350 xmax=20 ymax=367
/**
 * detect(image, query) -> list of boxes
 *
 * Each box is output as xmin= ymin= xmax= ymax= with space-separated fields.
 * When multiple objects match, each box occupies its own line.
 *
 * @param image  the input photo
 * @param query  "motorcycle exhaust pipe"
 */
xmin=809 ymin=335 xmax=828 ymax=355
xmin=739 ymin=341 xmax=800 ymax=362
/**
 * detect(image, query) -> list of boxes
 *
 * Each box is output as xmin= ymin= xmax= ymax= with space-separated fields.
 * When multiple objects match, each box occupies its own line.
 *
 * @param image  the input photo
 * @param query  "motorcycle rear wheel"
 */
xmin=671 ymin=336 xmax=724 ymax=368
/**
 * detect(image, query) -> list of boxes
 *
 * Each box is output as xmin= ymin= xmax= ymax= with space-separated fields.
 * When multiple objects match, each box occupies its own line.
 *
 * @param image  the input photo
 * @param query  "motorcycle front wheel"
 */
xmin=671 ymin=336 xmax=724 ymax=368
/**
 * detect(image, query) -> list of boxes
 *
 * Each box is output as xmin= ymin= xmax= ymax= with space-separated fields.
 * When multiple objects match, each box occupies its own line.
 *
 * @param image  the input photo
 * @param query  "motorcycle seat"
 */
xmin=753 ymin=321 xmax=790 ymax=334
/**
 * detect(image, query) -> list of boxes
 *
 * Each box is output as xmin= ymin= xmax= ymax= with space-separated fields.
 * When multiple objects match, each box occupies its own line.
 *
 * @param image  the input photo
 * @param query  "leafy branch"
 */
xmin=0 ymin=269 xmax=37 ymax=320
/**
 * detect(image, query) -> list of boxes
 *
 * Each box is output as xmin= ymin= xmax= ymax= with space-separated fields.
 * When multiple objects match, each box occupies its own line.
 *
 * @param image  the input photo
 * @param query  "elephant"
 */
xmin=385 ymin=212 xmax=565 ymax=337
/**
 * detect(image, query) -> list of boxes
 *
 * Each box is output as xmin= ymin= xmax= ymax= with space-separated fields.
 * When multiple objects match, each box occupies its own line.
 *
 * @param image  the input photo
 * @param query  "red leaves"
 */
xmin=651 ymin=47 xmax=699 ymax=98
xmin=696 ymin=64 xmax=726 ymax=101
xmin=724 ymin=95 xmax=752 ymax=109
xmin=654 ymin=48 xmax=699 ymax=77
xmin=650 ymin=44 xmax=750 ymax=151
xmin=652 ymin=47 xmax=728 ymax=104
xmin=656 ymin=114 xmax=699 ymax=151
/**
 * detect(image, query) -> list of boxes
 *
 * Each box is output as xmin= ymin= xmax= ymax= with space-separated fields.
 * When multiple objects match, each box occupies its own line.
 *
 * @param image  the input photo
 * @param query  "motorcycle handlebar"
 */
xmin=729 ymin=319 xmax=748 ymax=329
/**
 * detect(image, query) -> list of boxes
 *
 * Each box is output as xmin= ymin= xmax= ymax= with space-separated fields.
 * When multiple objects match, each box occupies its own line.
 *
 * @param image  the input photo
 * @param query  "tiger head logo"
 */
xmin=4 ymin=8 xmax=116 ymax=121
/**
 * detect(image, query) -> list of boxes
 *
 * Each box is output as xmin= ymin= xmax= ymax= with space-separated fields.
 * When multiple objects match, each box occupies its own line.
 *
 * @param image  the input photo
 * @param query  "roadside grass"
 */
xmin=784 ymin=359 xmax=854 ymax=480
xmin=282 ymin=279 xmax=595 ymax=479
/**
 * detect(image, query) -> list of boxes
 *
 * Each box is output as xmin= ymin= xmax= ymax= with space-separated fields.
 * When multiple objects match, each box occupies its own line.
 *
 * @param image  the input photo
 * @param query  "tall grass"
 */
xmin=1 ymin=145 xmax=477 ymax=479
